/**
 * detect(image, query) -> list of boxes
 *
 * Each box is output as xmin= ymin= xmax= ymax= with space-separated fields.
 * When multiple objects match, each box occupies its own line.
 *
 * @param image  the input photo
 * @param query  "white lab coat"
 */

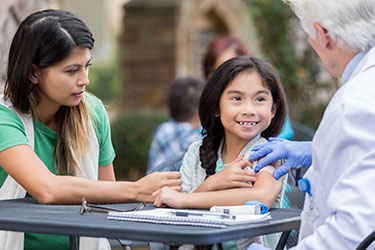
xmin=292 ymin=47 xmax=375 ymax=249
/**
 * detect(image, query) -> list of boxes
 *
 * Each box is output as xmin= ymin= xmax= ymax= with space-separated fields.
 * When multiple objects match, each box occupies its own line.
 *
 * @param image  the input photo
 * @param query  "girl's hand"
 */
xmin=153 ymin=186 xmax=187 ymax=208
xmin=136 ymin=172 xmax=182 ymax=202
xmin=195 ymin=156 xmax=257 ymax=192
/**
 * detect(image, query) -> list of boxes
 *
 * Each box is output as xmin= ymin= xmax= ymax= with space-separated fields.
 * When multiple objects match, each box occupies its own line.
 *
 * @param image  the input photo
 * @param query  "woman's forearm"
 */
xmin=0 ymin=145 xmax=182 ymax=205
xmin=41 ymin=175 xmax=139 ymax=204
xmin=37 ymin=171 xmax=182 ymax=205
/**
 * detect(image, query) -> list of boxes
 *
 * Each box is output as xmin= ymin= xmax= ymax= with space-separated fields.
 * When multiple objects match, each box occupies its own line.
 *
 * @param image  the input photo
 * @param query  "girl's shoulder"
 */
xmin=187 ymin=140 xmax=203 ymax=154
xmin=182 ymin=140 xmax=203 ymax=164
xmin=241 ymin=135 xmax=268 ymax=161
xmin=257 ymin=136 xmax=268 ymax=144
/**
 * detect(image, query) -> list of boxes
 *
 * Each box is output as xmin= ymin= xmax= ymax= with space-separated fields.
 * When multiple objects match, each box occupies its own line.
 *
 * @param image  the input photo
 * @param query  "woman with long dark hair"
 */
xmin=0 ymin=9 xmax=181 ymax=250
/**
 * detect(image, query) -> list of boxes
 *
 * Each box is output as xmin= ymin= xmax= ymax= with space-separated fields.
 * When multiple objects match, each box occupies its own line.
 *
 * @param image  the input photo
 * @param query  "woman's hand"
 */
xmin=0 ymin=145 xmax=181 ymax=204
xmin=153 ymin=186 xmax=187 ymax=208
xmin=135 ymin=172 xmax=182 ymax=202
xmin=194 ymin=156 xmax=257 ymax=192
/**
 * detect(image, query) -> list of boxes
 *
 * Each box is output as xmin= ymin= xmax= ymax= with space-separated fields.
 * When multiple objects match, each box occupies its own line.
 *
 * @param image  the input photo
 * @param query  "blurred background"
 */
xmin=0 ymin=0 xmax=340 ymax=180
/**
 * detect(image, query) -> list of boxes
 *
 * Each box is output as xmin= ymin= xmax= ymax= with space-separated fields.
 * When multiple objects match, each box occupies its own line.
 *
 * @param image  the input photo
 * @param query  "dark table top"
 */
xmin=0 ymin=197 xmax=301 ymax=245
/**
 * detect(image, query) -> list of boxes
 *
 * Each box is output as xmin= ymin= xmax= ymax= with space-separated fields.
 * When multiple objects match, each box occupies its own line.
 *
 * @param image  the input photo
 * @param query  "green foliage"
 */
xmin=111 ymin=110 xmax=169 ymax=180
xmin=249 ymin=0 xmax=299 ymax=89
xmin=247 ymin=0 xmax=329 ymax=129
xmin=88 ymin=63 xmax=119 ymax=104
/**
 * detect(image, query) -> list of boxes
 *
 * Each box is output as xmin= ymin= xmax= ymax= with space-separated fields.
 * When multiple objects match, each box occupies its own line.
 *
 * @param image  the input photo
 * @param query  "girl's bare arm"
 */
xmin=154 ymin=170 xmax=281 ymax=209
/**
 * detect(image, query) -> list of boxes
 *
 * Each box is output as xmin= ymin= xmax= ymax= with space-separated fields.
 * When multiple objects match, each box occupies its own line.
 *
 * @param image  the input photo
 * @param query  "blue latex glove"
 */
xmin=249 ymin=138 xmax=312 ymax=179
xmin=247 ymin=243 xmax=271 ymax=250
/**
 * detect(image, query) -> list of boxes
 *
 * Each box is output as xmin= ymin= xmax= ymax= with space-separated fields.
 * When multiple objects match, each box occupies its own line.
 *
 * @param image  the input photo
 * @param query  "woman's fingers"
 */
xmin=154 ymin=171 xmax=182 ymax=188
xmin=165 ymin=178 xmax=183 ymax=187
xmin=163 ymin=171 xmax=181 ymax=179
xmin=171 ymin=185 xmax=182 ymax=191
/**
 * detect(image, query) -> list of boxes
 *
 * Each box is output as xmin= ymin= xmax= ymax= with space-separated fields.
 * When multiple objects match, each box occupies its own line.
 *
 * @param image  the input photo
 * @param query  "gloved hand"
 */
xmin=249 ymin=138 xmax=312 ymax=179
xmin=247 ymin=243 xmax=271 ymax=250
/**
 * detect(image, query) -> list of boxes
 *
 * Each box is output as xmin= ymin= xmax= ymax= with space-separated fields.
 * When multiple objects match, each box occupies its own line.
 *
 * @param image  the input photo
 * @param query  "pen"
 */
xmin=169 ymin=211 xmax=236 ymax=220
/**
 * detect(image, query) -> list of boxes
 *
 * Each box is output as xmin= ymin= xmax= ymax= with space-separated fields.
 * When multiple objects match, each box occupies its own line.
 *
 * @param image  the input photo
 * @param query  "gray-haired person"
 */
xmin=248 ymin=0 xmax=375 ymax=249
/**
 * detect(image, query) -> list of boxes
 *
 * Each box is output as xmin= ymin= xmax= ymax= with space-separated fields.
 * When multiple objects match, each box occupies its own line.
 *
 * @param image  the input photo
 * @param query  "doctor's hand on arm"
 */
xmin=249 ymin=138 xmax=312 ymax=179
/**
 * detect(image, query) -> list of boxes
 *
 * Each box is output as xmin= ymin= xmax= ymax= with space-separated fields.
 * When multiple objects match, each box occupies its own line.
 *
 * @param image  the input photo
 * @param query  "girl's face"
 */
xmin=34 ymin=46 xmax=92 ymax=114
xmin=218 ymin=71 xmax=275 ymax=145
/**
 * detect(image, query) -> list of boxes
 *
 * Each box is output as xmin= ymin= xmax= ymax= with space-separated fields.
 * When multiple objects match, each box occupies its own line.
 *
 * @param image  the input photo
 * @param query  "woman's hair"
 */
xmin=4 ymin=9 xmax=95 ymax=176
xmin=168 ymin=76 xmax=204 ymax=122
xmin=284 ymin=0 xmax=375 ymax=52
xmin=199 ymin=56 xmax=287 ymax=176
xmin=203 ymin=36 xmax=250 ymax=79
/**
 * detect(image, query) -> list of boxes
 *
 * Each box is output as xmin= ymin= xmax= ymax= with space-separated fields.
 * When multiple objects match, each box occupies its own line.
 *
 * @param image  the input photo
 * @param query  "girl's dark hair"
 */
xmin=4 ymin=9 xmax=95 ymax=175
xmin=203 ymin=36 xmax=250 ymax=79
xmin=199 ymin=56 xmax=287 ymax=176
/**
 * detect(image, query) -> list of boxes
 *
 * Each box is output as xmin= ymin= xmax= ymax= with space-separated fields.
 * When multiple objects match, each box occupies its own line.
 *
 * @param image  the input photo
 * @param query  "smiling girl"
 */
xmin=153 ymin=56 xmax=288 ymax=249
xmin=0 ymin=9 xmax=181 ymax=250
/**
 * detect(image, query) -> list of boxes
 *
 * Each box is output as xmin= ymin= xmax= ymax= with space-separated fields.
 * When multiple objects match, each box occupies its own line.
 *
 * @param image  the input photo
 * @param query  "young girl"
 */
xmin=0 ymin=9 xmax=181 ymax=250
xmin=202 ymin=36 xmax=294 ymax=140
xmin=153 ymin=56 xmax=288 ymax=249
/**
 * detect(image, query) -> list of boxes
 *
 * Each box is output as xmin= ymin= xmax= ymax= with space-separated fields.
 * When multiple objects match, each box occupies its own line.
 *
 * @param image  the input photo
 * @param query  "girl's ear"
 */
xmin=271 ymin=102 xmax=279 ymax=118
xmin=214 ymin=107 xmax=220 ymax=117
xmin=28 ymin=64 xmax=40 ymax=84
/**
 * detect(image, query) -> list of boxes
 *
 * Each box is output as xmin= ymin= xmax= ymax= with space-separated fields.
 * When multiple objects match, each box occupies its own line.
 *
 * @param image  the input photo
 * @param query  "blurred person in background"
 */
xmin=147 ymin=77 xmax=204 ymax=174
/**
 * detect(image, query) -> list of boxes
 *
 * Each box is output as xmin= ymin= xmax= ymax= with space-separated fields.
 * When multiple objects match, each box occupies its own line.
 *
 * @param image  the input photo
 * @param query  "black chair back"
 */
xmin=356 ymin=230 xmax=375 ymax=250
xmin=148 ymin=153 xmax=185 ymax=173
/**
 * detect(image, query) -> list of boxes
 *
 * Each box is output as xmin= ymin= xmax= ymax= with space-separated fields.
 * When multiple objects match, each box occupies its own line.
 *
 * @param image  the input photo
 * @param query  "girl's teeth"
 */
xmin=240 ymin=122 xmax=256 ymax=125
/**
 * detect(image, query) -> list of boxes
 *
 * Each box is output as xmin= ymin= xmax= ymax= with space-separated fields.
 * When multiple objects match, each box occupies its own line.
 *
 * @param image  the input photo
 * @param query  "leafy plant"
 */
xmin=247 ymin=0 xmax=331 ymax=129
xmin=88 ymin=63 xmax=120 ymax=104
xmin=111 ymin=110 xmax=169 ymax=180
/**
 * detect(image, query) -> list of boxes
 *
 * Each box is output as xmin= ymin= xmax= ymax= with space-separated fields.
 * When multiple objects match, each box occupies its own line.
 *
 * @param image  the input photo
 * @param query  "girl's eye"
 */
xmin=255 ymin=97 xmax=265 ymax=102
xmin=232 ymin=96 xmax=241 ymax=101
